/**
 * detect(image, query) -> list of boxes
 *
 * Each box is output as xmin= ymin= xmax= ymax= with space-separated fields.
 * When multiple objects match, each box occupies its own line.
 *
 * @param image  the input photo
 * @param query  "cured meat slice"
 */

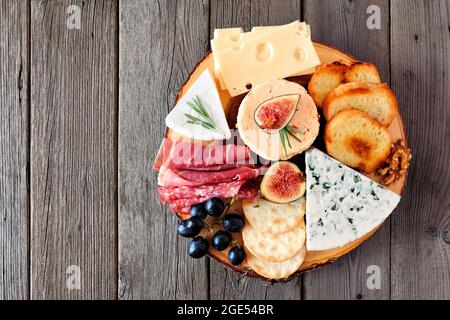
xmin=174 ymin=166 xmax=261 ymax=185
xmin=158 ymin=180 xmax=247 ymax=203
xmin=170 ymin=180 xmax=260 ymax=213
xmin=178 ymin=207 xmax=191 ymax=217
xmin=236 ymin=179 xmax=260 ymax=200
xmin=167 ymin=180 xmax=248 ymax=210
xmin=153 ymin=138 xmax=252 ymax=171
xmin=158 ymin=164 xmax=267 ymax=187
xmin=153 ymin=143 xmax=164 ymax=172
xmin=178 ymin=164 xmax=242 ymax=171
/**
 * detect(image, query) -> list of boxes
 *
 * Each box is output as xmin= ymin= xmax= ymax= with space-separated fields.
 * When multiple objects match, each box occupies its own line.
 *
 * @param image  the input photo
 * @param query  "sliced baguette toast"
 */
xmin=344 ymin=62 xmax=381 ymax=83
xmin=322 ymin=82 xmax=398 ymax=126
xmin=325 ymin=109 xmax=392 ymax=173
xmin=308 ymin=61 xmax=349 ymax=107
xmin=308 ymin=61 xmax=381 ymax=107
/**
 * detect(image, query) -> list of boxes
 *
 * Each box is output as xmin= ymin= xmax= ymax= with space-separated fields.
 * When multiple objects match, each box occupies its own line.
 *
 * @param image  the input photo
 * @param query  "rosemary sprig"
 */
xmin=286 ymin=125 xmax=303 ymax=135
xmin=279 ymin=129 xmax=288 ymax=158
xmin=185 ymin=95 xmax=222 ymax=135
xmin=279 ymin=126 xmax=304 ymax=157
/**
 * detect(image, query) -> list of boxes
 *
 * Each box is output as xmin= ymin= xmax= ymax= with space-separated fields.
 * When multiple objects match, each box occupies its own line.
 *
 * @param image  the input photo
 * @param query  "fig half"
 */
xmin=254 ymin=94 xmax=299 ymax=134
xmin=260 ymin=161 xmax=306 ymax=203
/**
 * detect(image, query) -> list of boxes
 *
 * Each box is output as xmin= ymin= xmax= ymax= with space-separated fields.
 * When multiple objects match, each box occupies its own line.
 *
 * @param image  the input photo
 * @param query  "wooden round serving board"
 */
xmin=166 ymin=42 xmax=407 ymax=282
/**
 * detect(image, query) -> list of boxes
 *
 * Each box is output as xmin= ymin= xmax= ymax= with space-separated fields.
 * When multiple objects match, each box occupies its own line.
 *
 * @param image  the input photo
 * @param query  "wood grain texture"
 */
xmin=303 ymin=0 xmax=391 ymax=300
xmin=390 ymin=0 xmax=450 ymax=300
xmin=0 ymin=0 xmax=29 ymax=300
xmin=209 ymin=0 xmax=303 ymax=300
xmin=118 ymin=0 xmax=210 ymax=299
xmin=30 ymin=0 xmax=117 ymax=299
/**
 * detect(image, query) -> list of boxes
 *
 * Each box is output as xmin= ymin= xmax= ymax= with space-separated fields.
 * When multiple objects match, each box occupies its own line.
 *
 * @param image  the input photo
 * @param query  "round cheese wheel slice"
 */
xmin=237 ymin=79 xmax=320 ymax=160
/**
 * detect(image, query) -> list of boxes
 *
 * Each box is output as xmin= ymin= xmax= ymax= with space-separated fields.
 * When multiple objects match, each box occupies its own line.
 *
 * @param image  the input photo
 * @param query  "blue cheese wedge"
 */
xmin=305 ymin=148 xmax=401 ymax=251
xmin=165 ymin=70 xmax=231 ymax=140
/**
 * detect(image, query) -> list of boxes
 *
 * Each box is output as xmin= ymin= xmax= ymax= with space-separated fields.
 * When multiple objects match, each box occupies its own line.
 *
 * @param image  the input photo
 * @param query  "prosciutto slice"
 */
xmin=158 ymin=165 xmax=267 ymax=187
xmin=153 ymin=138 xmax=252 ymax=171
xmin=153 ymin=137 xmax=265 ymax=214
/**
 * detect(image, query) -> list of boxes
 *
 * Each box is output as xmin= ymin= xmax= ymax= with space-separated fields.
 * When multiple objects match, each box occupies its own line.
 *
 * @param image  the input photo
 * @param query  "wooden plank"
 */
xmin=209 ymin=0 xmax=303 ymax=299
xmin=390 ymin=0 xmax=450 ymax=300
xmin=0 ymin=0 xmax=29 ymax=300
xmin=118 ymin=0 xmax=210 ymax=299
xmin=303 ymin=0 xmax=391 ymax=300
xmin=30 ymin=0 xmax=117 ymax=299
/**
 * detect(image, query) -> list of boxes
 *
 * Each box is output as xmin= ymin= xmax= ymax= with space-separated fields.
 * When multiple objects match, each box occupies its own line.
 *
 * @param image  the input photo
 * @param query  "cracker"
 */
xmin=246 ymin=246 xmax=306 ymax=279
xmin=242 ymin=220 xmax=305 ymax=262
xmin=243 ymin=198 xmax=306 ymax=235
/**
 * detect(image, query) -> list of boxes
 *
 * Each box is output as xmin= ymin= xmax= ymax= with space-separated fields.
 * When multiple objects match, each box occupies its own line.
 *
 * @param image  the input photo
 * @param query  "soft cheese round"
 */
xmin=242 ymin=220 xmax=306 ymax=262
xmin=237 ymin=79 xmax=320 ymax=160
xmin=242 ymin=197 xmax=306 ymax=235
xmin=246 ymin=245 xmax=306 ymax=280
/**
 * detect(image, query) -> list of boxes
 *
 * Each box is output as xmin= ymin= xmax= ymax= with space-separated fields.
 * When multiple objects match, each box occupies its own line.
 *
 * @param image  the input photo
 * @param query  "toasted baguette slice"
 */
xmin=323 ymin=82 xmax=398 ymax=126
xmin=325 ymin=109 xmax=391 ymax=173
xmin=308 ymin=61 xmax=349 ymax=107
xmin=344 ymin=62 xmax=381 ymax=83
xmin=308 ymin=61 xmax=381 ymax=107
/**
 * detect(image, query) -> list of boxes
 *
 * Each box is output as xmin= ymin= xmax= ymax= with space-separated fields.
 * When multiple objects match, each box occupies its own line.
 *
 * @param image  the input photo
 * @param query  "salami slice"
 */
xmin=167 ymin=180 xmax=260 ymax=213
xmin=158 ymin=180 xmax=247 ymax=203
xmin=168 ymin=181 xmax=245 ymax=210
xmin=236 ymin=180 xmax=260 ymax=200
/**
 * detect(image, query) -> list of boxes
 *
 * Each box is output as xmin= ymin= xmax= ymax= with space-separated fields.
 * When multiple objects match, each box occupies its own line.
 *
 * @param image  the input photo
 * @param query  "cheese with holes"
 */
xmin=165 ymin=70 xmax=231 ymax=140
xmin=212 ymin=21 xmax=306 ymax=52
xmin=252 ymin=21 xmax=309 ymax=35
xmin=305 ymin=148 xmax=401 ymax=251
xmin=213 ymin=27 xmax=243 ymax=40
xmin=212 ymin=21 xmax=315 ymax=90
xmin=213 ymin=23 xmax=320 ymax=96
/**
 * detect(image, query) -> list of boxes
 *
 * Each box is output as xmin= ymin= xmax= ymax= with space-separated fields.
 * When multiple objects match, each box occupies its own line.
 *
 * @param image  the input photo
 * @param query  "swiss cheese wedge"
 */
xmin=212 ymin=21 xmax=320 ymax=96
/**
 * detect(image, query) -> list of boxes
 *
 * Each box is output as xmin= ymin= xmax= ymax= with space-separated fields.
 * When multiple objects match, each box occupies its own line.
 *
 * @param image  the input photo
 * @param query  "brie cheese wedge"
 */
xmin=165 ymin=70 xmax=231 ymax=141
xmin=305 ymin=148 xmax=401 ymax=251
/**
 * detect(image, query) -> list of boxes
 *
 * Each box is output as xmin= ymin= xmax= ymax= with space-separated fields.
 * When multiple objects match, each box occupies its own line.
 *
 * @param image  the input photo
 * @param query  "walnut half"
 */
xmin=376 ymin=139 xmax=411 ymax=186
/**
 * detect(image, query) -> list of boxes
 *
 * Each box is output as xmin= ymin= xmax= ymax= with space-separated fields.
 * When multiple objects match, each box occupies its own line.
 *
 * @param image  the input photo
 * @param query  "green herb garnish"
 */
xmin=279 ymin=125 xmax=304 ymax=157
xmin=185 ymin=95 xmax=223 ymax=135
xmin=277 ymin=95 xmax=304 ymax=157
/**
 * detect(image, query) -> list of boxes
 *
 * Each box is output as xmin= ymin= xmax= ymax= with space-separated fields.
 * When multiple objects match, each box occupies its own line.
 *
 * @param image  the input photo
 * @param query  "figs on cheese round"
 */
xmin=237 ymin=79 xmax=320 ymax=160
xmin=254 ymin=94 xmax=298 ymax=133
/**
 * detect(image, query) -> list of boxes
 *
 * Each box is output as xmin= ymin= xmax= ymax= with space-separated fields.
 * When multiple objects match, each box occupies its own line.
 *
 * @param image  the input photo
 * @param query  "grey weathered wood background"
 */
xmin=0 ymin=0 xmax=448 ymax=300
